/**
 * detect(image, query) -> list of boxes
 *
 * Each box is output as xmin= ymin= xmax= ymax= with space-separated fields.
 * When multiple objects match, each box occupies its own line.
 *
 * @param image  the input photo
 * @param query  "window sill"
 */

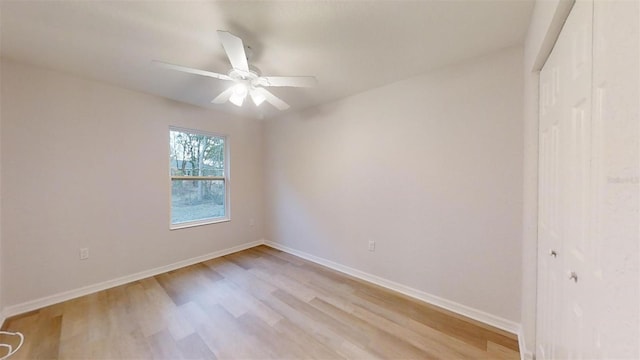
xmin=170 ymin=217 xmax=230 ymax=230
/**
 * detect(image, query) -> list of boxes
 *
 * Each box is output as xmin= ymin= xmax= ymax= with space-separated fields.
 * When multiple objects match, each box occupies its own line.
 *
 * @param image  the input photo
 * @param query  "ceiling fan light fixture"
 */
xmin=229 ymin=83 xmax=248 ymax=106
xmin=250 ymin=89 xmax=266 ymax=106
xmin=229 ymin=92 xmax=245 ymax=107
xmin=155 ymin=30 xmax=317 ymax=111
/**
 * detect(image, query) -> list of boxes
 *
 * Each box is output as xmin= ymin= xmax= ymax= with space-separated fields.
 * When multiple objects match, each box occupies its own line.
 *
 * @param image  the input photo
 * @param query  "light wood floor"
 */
xmin=2 ymin=245 xmax=519 ymax=359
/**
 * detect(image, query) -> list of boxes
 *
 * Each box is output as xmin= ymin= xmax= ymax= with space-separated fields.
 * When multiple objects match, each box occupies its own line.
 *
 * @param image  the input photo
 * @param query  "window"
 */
xmin=169 ymin=128 xmax=229 ymax=228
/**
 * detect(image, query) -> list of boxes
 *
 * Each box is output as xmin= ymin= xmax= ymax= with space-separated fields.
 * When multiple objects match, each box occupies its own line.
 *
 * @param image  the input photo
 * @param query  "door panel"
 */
xmin=561 ymin=2 xmax=593 ymax=357
xmin=537 ymin=0 xmax=639 ymax=358
xmin=537 ymin=1 xmax=592 ymax=358
xmin=537 ymin=12 xmax=567 ymax=357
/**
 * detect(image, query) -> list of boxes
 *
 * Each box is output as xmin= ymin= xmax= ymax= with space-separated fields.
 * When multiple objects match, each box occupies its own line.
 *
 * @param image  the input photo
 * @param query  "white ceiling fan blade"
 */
xmin=259 ymin=76 xmax=318 ymax=88
xmin=217 ymin=31 xmax=249 ymax=72
xmin=211 ymin=87 xmax=235 ymax=104
xmin=152 ymin=60 xmax=233 ymax=81
xmin=255 ymin=87 xmax=290 ymax=110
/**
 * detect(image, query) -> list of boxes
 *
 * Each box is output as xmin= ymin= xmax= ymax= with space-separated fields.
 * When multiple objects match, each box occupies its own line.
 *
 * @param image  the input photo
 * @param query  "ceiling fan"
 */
xmin=153 ymin=31 xmax=317 ymax=111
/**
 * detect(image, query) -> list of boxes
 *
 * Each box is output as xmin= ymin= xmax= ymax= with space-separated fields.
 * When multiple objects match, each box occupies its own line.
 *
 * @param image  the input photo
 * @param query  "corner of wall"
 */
xmin=264 ymin=240 xmax=522 ymax=336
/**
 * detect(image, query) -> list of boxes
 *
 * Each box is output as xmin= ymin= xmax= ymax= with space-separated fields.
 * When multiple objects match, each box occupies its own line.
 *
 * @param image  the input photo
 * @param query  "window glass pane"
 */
xmin=170 ymin=130 xmax=225 ymax=177
xmin=171 ymin=179 xmax=225 ymax=224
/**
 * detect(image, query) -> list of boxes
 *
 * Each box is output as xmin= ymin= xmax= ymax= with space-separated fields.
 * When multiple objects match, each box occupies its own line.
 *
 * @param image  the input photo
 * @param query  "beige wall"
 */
xmin=0 ymin=59 xmax=264 ymax=307
xmin=264 ymin=46 xmax=524 ymax=323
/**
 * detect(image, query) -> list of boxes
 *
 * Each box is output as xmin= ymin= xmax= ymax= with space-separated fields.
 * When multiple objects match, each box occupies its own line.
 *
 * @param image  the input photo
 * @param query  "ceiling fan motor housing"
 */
xmin=229 ymin=67 xmax=260 ymax=82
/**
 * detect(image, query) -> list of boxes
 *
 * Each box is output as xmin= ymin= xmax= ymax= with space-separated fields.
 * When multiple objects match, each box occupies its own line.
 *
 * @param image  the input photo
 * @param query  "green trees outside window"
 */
xmin=169 ymin=129 xmax=227 ymax=226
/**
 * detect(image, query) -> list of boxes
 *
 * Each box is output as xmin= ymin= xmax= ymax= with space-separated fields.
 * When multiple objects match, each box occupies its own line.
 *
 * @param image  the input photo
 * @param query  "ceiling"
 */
xmin=0 ymin=1 xmax=533 ymax=119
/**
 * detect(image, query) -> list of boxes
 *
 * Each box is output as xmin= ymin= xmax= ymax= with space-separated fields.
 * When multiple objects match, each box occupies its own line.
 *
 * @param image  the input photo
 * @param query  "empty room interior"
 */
xmin=0 ymin=0 xmax=638 ymax=359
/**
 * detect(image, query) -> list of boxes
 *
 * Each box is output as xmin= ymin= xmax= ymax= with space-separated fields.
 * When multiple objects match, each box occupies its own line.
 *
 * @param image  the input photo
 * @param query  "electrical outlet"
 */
xmin=368 ymin=240 xmax=375 ymax=252
xmin=80 ymin=248 xmax=89 ymax=260
xmin=249 ymin=218 xmax=255 ymax=227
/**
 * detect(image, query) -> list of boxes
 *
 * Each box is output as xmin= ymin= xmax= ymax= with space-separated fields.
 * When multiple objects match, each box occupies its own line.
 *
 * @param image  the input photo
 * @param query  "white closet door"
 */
xmin=537 ymin=0 xmax=593 ymax=358
xmin=558 ymin=1 xmax=594 ymax=358
xmin=538 ymin=0 xmax=639 ymax=358
xmin=537 ymin=11 xmax=567 ymax=358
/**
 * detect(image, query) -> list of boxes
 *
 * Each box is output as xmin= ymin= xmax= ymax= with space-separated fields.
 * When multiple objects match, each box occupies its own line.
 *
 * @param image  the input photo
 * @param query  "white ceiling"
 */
xmin=0 ymin=1 xmax=533 ymax=119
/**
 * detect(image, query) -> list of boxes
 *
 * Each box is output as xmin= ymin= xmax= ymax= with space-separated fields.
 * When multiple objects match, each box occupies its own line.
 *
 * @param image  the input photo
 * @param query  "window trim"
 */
xmin=169 ymin=126 xmax=231 ymax=230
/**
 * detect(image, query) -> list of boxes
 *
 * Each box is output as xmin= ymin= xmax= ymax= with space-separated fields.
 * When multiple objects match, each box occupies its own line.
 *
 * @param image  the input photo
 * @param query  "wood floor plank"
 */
xmin=177 ymin=332 xmax=218 ymax=360
xmin=249 ymin=267 xmax=317 ymax=302
xmin=29 ymin=314 xmax=62 ymax=359
xmin=194 ymin=304 xmax=270 ymax=359
xmin=57 ymin=332 xmax=89 ymax=359
xmin=1 ymin=245 xmax=519 ymax=359
xmin=260 ymin=289 xmax=375 ymax=358
xmin=351 ymin=302 xmax=488 ymax=359
xmin=487 ymin=340 xmax=521 ymax=360
xmin=125 ymin=283 xmax=165 ymax=338
xmin=354 ymin=286 xmax=492 ymax=350
xmin=236 ymin=312 xmax=309 ymax=359
xmin=272 ymin=318 xmax=346 ymax=360
xmin=114 ymin=328 xmax=153 ymax=360
xmin=269 ymin=290 xmax=401 ymax=359
xmin=309 ymin=296 xmax=434 ymax=359
xmin=148 ymin=329 xmax=184 ymax=360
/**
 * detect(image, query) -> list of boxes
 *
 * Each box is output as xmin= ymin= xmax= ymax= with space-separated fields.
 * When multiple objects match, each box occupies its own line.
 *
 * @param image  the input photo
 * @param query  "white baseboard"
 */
xmin=518 ymin=326 xmax=535 ymax=360
xmin=2 ymin=240 xmax=264 ymax=319
xmin=264 ymin=240 xmax=521 ymax=336
xmin=3 ymin=239 xmax=530 ymax=357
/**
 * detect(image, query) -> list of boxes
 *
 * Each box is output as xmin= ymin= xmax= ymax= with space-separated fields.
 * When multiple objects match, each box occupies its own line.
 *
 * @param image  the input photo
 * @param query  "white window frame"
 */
xmin=169 ymin=126 xmax=231 ymax=230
